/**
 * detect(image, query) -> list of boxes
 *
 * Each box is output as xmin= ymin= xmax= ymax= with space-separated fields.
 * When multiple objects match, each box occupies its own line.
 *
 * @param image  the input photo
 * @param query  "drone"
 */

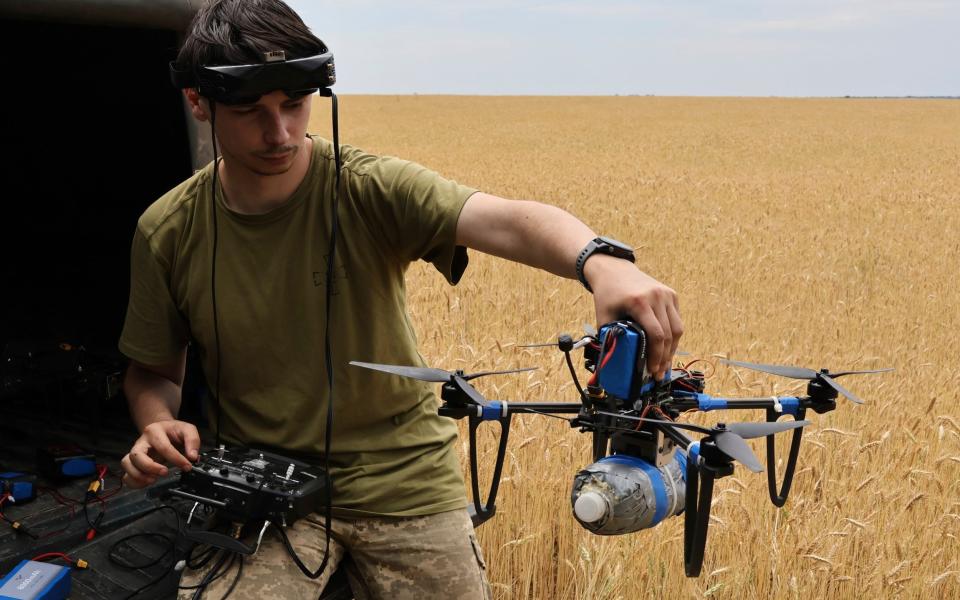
xmin=350 ymin=320 xmax=892 ymax=577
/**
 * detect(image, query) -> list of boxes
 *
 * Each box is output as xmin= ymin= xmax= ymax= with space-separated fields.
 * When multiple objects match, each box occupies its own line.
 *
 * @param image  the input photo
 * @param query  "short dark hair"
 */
xmin=176 ymin=0 xmax=326 ymax=69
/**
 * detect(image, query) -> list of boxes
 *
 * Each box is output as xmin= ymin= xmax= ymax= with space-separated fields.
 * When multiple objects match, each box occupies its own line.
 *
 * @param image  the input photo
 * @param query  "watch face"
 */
xmin=597 ymin=236 xmax=633 ymax=253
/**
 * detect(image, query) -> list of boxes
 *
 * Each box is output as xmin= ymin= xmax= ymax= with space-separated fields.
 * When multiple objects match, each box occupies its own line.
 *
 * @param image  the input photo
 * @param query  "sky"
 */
xmin=283 ymin=0 xmax=959 ymax=97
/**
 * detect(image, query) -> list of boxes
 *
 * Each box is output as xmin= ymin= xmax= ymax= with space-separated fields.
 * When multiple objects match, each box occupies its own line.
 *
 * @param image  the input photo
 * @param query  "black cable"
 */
xmin=109 ymin=532 xmax=176 ymax=570
xmin=513 ymin=408 xmax=576 ymax=422
xmin=105 ymin=505 xmax=184 ymax=599
xmin=177 ymin=553 xmax=234 ymax=591
xmin=271 ymin=521 xmax=330 ymax=580
xmin=0 ymin=512 xmax=39 ymax=539
xmin=82 ymin=499 xmax=105 ymax=535
xmin=181 ymin=551 xmax=242 ymax=598
xmin=564 ymin=350 xmax=586 ymax=400
xmin=203 ymin=86 xmax=343 ymax=591
xmin=191 ymin=550 xmax=234 ymax=600
xmin=209 ymin=106 xmax=224 ymax=449
xmin=186 ymin=542 xmax=221 ymax=570
xmin=221 ymin=554 xmax=244 ymax=600
xmin=312 ymin=89 xmax=343 ymax=588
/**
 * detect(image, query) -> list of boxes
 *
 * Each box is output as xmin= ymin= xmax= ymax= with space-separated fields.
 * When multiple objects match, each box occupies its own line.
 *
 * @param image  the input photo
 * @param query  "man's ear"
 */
xmin=184 ymin=88 xmax=211 ymax=122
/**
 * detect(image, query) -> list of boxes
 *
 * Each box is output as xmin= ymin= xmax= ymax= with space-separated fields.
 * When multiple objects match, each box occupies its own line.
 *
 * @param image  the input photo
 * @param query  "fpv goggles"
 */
xmin=170 ymin=50 xmax=336 ymax=105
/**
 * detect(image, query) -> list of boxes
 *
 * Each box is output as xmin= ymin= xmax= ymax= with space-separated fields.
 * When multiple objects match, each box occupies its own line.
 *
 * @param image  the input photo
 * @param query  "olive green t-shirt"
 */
xmin=119 ymin=135 xmax=477 ymax=517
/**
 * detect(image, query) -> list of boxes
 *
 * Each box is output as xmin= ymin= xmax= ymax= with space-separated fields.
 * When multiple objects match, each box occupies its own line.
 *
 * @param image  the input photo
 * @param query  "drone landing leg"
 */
xmin=467 ymin=413 xmax=512 ymax=527
xmin=683 ymin=458 xmax=717 ymax=577
xmin=765 ymin=408 xmax=806 ymax=507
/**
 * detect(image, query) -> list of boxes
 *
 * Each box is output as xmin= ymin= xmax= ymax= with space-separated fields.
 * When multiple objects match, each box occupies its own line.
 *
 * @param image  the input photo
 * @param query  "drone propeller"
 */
xmin=348 ymin=361 xmax=536 ymax=408
xmin=462 ymin=367 xmax=537 ymax=380
xmin=454 ymin=374 xmax=488 ymax=407
xmin=349 ymin=362 xmax=451 ymax=382
xmin=519 ymin=331 xmax=597 ymax=352
xmin=721 ymin=359 xmax=893 ymax=405
xmin=594 ymin=412 xmax=810 ymax=472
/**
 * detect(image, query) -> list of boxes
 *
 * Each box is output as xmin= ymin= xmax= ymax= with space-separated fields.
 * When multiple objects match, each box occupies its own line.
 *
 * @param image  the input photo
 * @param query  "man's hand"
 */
xmin=584 ymin=254 xmax=683 ymax=380
xmin=121 ymin=420 xmax=200 ymax=488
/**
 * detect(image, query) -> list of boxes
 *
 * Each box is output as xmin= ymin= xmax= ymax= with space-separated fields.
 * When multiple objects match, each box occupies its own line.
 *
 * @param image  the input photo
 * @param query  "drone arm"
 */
xmin=667 ymin=392 xmax=803 ymax=417
xmin=659 ymin=422 xmax=695 ymax=450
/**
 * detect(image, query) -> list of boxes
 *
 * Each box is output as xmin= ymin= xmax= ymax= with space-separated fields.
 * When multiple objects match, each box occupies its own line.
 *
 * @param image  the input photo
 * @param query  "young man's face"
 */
xmin=189 ymin=89 xmax=313 ymax=177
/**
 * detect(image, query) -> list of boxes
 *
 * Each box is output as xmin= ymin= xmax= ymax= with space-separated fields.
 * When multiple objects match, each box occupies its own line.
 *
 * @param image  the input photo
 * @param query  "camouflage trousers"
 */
xmin=178 ymin=507 xmax=492 ymax=599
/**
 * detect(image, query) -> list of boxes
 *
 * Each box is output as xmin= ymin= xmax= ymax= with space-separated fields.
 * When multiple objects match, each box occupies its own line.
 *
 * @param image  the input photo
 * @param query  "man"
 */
xmin=118 ymin=1 xmax=683 ymax=598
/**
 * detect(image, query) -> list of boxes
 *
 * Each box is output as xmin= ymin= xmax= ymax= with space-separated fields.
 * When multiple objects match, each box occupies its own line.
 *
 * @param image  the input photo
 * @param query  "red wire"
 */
xmin=680 ymin=358 xmax=715 ymax=379
xmin=31 ymin=552 xmax=75 ymax=564
xmin=588 ymin=335 xmax=619 ymax=387
xmin=39 ymin=525 xmax=72 ymax=540
xmin=653 ymin=406 xmax=673 ymax=421
xmin=37 ymin=488 xmax=78 ymax=518
xmin=599 ymin=336 xmax=618 ymax=370
xmin=99 ymin=468 xmax=124 ymax=500
xmin=634 ymin=403 xmax=655 ymax=430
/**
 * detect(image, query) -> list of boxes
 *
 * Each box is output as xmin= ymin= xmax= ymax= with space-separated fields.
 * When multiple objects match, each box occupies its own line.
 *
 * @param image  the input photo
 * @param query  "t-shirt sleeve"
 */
xmin=118 ymin=228 xmax=191 ymax=365
xmin=354 ymin=156 xmax=477 ymax=284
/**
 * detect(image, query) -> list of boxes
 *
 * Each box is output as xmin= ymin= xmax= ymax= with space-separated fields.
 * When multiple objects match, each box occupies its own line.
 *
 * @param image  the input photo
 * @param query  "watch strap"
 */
xmin=575 ymin=237 xmax=635 ymax=293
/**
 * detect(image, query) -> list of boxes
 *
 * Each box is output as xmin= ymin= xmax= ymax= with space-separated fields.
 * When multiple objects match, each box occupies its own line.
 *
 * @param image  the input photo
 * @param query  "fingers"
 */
xmin=652 ymin=302 xmax=673 ymax=378
xmin=666 ymin=300 xmax=684 ymax=370
xmin=181 ymin=426 xmax=201 ymax=464
xmin=651 ymin=290 xmax=683 ymax=379
xmin=638 ymin=301 xmax=671 ymax=380
xmin=168 ymin=423 xmax=201 ymax=467
xmin=603 ymin=283 xmax=683 ymax=381
xmin=120 ymin=421 xmax=198 ymax=488
xmin=146 ymin=427 xmax=193 ymax=471
xmin=121 ymin=451 xmax=159 ymax=488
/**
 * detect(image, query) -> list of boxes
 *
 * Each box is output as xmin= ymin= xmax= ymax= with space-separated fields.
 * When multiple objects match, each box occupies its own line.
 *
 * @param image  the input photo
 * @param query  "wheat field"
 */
xmin=309 ymin=96 xmax=960 ymax=599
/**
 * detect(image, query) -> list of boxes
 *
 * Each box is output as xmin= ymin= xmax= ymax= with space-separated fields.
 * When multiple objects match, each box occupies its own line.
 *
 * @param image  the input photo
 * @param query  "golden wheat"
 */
xmin=310 ymin=96 xmax=960 ymax=599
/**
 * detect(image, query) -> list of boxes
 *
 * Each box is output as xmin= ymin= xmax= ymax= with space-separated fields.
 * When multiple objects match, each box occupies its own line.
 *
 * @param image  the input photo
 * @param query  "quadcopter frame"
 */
xmin=350 ymin=335 xmax=888 ymax=577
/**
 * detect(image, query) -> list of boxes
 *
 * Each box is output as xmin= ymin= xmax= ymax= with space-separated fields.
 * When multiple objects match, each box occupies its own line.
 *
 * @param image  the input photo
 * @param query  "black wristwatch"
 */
xmin=575 ymin=236 xmax=635 ymax=292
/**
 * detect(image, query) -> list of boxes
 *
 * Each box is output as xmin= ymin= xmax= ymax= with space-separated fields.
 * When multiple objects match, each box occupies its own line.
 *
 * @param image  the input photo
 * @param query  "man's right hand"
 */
xmin=121 ymin=420 xmax=200 ymax=488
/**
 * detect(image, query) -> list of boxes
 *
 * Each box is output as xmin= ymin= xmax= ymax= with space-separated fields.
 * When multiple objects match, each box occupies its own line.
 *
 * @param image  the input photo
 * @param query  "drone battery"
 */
xmin=0 ymin=473 xmax=37 ymax=503
xmin=36 ymin=445 xmax=96 ymax=481
xmin=0 ymin=560 xmax=70 ymax=600
xmin=597 ymin=322 xmax=649 ymax=400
